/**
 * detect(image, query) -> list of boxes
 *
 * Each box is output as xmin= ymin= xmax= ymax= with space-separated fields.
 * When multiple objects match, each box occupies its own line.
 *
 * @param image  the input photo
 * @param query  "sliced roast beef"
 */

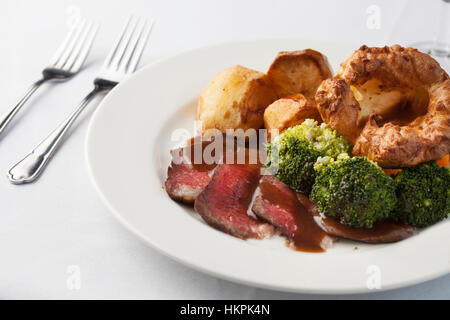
xmin=164 ymin=143 xmax=216 ymax=204
xmin=252 ymin=175 xmax=333 ymax=252
xmin=296 ymin=193 xmax=415 ymax=243
xmin=165 ymin=136 xmax=225 ymax=204
xmin=194 ymin=163 xmax=275 ymax=239
xmin=165 ymin=135 xmax=256 ymax=204
xmin=165 ymin=162 xmax=212 ymax=204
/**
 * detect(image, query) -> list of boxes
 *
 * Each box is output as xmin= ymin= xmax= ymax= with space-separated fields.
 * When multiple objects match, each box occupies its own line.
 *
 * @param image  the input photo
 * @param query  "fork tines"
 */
xmin=103 ymin=16 xmax=154 ymax=74
xmin=49 ymin=19 xmax=99 ymax=72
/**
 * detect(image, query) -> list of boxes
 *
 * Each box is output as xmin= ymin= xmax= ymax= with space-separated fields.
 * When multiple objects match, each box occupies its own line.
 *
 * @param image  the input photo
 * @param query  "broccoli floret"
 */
xmin=266 ymin=138 xmax=321 ymax=192
xmin=310 ymin=157 xmax=397 ymax=228
xmin=313 ymin=153 xmax=351 ymax=171
xmin=393 ymin=162 xmax=450 ymax=228
xmin=266 ymin=119 xmax=351 ymax=193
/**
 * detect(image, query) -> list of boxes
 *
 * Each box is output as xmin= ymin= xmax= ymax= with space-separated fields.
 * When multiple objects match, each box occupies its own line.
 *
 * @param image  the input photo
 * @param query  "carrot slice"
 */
xmin=437 ymin=154 xmax=449 ymax=167
xmin=383 ymin=168 xmax=402 ymax=176
xmin=383 ymin=154 xmax=448 ymax=175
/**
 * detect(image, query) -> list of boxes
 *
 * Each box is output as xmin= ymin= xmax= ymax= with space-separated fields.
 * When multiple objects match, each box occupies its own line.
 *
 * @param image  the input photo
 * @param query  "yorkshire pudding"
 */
xmin=315 ymin=45 xmax=450 ymax=167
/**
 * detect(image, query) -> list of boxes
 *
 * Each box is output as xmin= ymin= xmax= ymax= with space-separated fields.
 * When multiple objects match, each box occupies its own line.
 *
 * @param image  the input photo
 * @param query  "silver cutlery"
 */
xmin=8 ymin=16 xmax=153 ymax=184
xmin=0 ymin=20 xmax=98 ymax=137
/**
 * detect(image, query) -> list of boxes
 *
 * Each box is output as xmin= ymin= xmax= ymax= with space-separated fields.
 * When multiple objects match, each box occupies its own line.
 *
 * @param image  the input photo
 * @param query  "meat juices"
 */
xmin=195 ymin=163 xmax=275 ymax=239
xmin=252 ymin=175 xmax=333 ymax=252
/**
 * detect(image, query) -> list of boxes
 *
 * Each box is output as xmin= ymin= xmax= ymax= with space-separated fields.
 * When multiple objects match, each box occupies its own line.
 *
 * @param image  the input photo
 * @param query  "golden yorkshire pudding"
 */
xmin=315 ymin=45 xmax=450 ymax=168
xmin=266 ymin=49 xmax=333 ymax=100
xmin=264 ymin=93 xmax=322 ymax=138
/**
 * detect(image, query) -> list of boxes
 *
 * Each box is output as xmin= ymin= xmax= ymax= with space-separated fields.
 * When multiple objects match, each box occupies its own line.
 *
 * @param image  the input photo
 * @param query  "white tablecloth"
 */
xmin=1 ymin=0 xmax=449 ymax=299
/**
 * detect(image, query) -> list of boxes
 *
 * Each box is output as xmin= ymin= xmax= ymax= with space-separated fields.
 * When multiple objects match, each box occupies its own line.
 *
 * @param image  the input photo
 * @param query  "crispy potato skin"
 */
xmin=266 ymin=49 xmax=333 ymax=100
xmin=197 ymin=65 xmax=278 ymax=134
xmin=315 ymin=45 xmax=450 ymax=167
xmin=264 ymin=93 xmax=322 ymax=137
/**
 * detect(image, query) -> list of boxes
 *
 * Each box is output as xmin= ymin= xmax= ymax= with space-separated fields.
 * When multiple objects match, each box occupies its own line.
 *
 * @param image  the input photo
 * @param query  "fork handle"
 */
xmin=7 ymin=87 xmax=102 ymax=184
xmin=0 ymin=78 xmax=48 ymax=136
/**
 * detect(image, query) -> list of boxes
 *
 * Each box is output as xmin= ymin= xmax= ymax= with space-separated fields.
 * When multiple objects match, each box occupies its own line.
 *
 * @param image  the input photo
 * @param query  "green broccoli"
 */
xmin=393 ymin=161 xmax=450 ymax=228
xmin=266 ymin=119 xmax=351 ymax=193
xmin=313 ymin=152 xmax=350 ymax=171
xmin=310 ymin=157 xmax=397 ymax=228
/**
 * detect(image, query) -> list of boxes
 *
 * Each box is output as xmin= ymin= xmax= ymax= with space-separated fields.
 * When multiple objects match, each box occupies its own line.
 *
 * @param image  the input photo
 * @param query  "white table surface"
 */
xmin=1 ymin=0 xmax=449 ymax=299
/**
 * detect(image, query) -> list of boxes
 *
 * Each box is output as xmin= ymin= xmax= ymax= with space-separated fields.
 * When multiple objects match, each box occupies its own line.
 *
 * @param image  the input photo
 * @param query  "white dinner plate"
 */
xmin=85 ymin=39 xmax=450 ymax=294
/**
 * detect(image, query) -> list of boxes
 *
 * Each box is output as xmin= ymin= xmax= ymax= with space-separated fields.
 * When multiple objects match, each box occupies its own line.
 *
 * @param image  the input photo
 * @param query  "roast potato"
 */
xmin=266 ymin=49 xmax=333 ymax=100
xmin=197 ymin=65 xmax=278 ymax=135
xmin=264 ymin=93 xmax=322 ymax=138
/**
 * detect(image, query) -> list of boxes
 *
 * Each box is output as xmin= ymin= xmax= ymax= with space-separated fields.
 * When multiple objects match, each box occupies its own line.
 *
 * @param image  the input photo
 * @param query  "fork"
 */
xmin=7 ymin=16 xmax=154 ymax=184
xmin=0 ymin=20 xmax=98 ymax=137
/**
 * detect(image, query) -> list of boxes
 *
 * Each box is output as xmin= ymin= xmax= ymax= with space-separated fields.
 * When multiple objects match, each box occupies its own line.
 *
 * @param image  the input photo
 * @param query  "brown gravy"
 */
xmin=317 ymin=214 xmax=413 ymax=242
xmin=182 ymin=135 xmax=263 ymax=172
xmin=182 ymin=137 xmax=218 ymax=172
xmin=296 ymin=193 xmax=414 ymax=243
xmin=258 ymin=178 xmax=330 ymax=252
